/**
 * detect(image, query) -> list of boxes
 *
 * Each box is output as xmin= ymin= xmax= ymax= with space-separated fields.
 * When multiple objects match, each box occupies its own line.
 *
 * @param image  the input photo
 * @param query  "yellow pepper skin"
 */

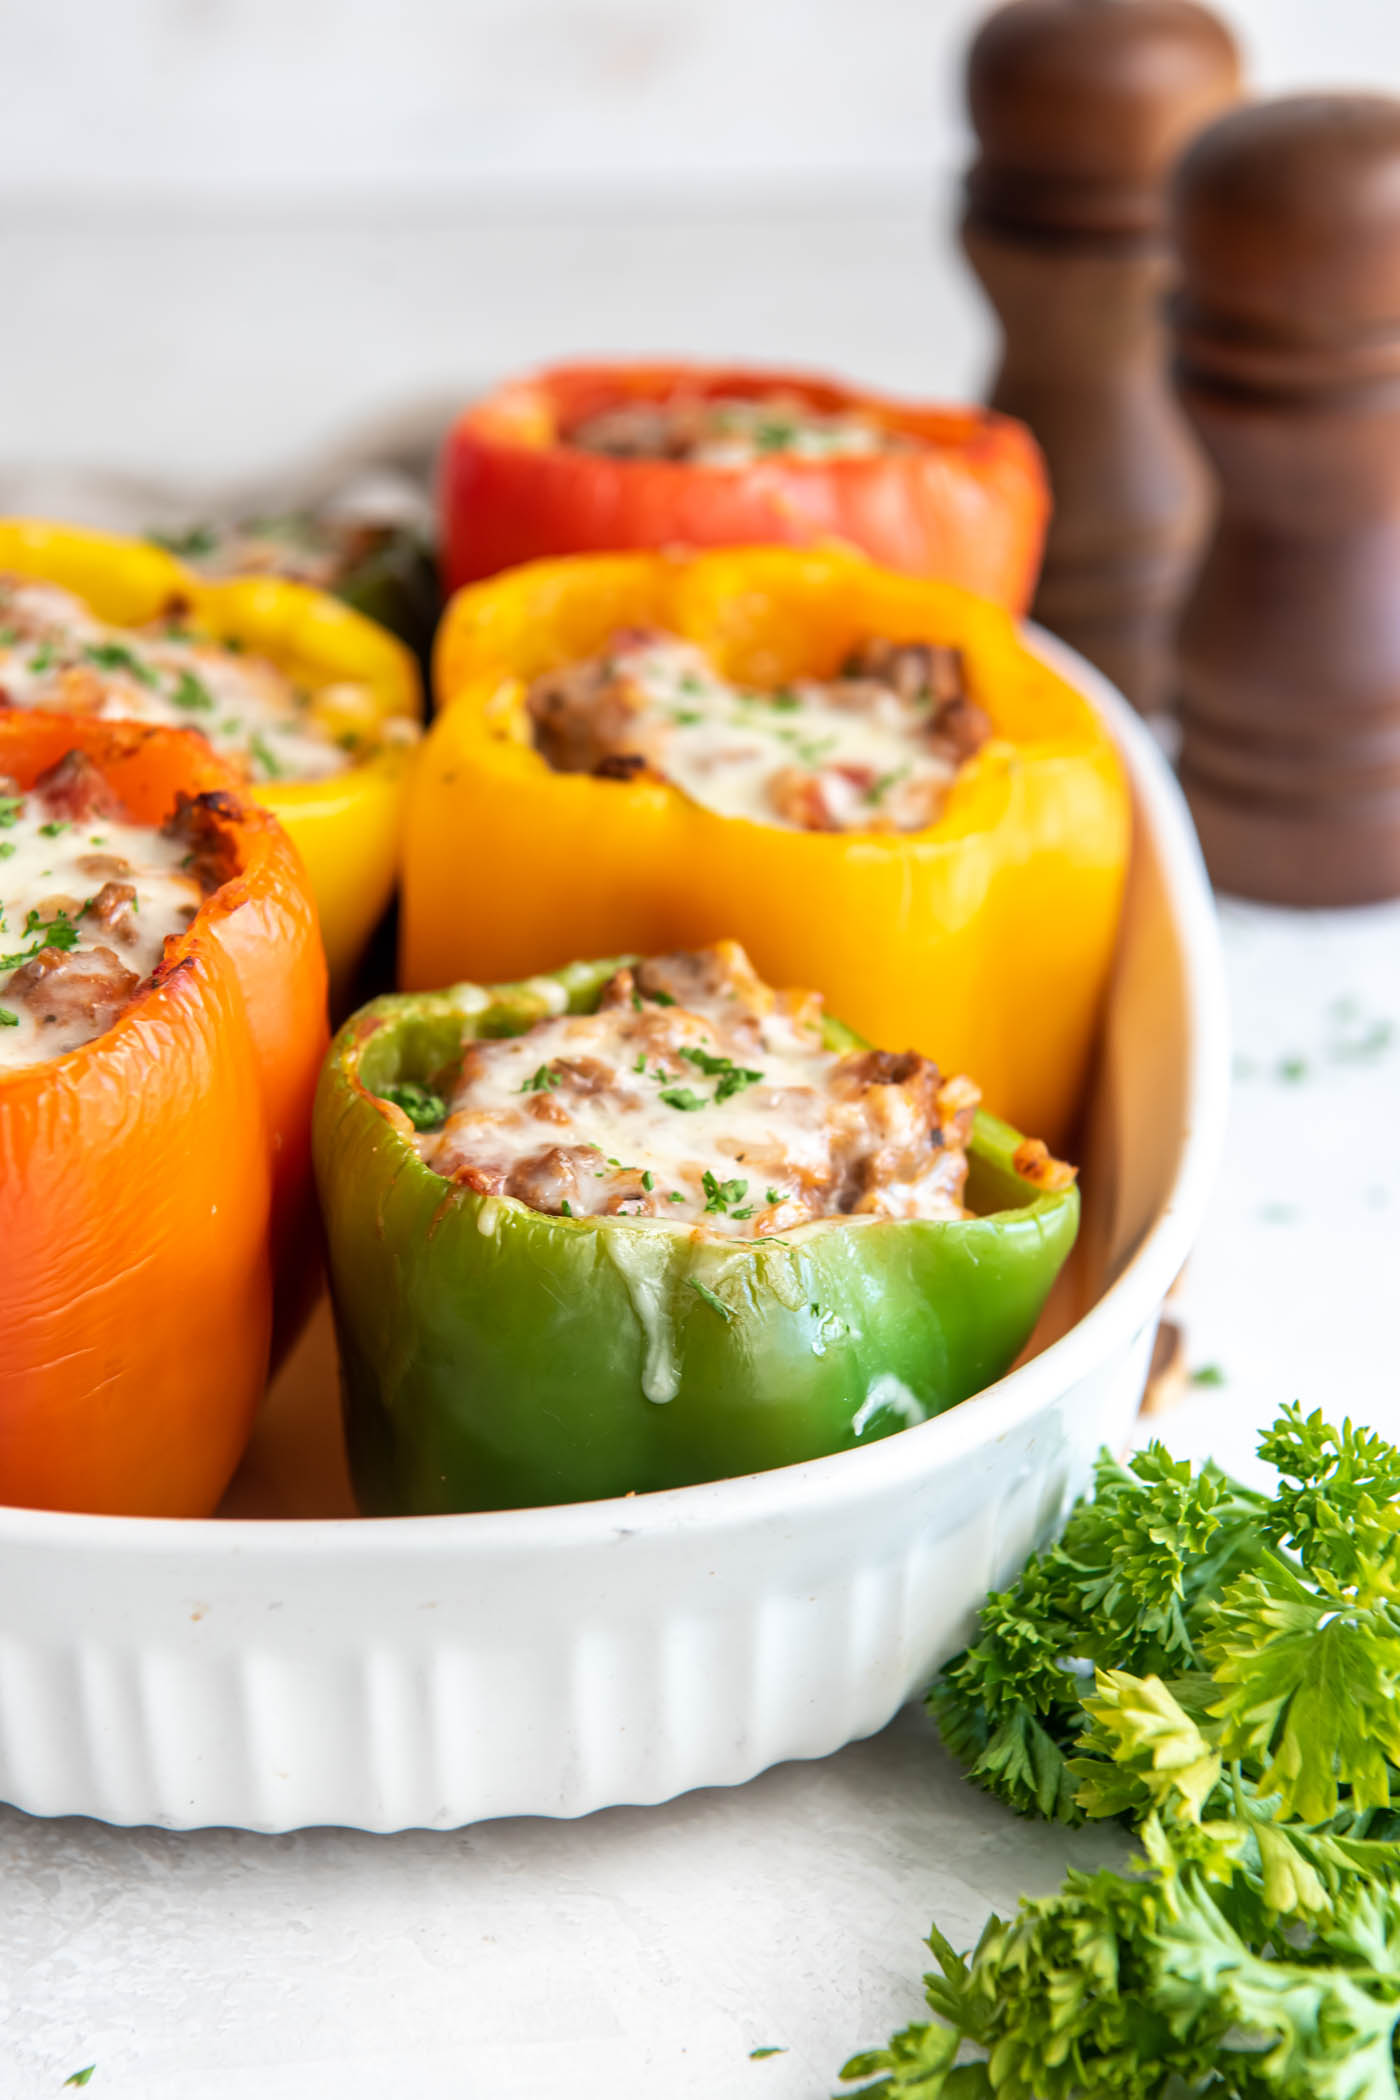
xmin=404 ymin=547 xmax=1130 ymax=1144
xmin=0 ymin=520 xmax=422 ymax=991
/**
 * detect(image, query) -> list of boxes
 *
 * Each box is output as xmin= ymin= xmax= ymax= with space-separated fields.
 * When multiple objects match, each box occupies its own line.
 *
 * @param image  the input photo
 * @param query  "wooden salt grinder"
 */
xmin=962 ymin=0 xmax=1240 ymax=711
xmin=1174 ymin=96 xmax=1400 ymax=906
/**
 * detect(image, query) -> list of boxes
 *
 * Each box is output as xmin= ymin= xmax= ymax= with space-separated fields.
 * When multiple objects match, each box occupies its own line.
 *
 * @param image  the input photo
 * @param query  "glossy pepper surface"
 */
xmin=402 ymin=546 xmax=1130 ymax=1144
xmin=315 ymin=957 xmax=1080 ymax=1515
xmin=440 ymin=359 xmax=1049 ymax=612
xmin=0 ymin=713 xmax=328 ymax=1513
xmin=0 ymin=520 xmax=423 ymax=991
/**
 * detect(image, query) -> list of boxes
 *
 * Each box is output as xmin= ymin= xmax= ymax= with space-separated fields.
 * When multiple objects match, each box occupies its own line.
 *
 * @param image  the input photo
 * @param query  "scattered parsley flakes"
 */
xmin=560 ymin=1200 xmax=573 ymax=1217
xmin=38 ymin=820 xmax=69 ymax=838
xmin=668 ymin=1190 xmax=685 ymax=1203
xmin=84 ymin=640 xmax=157 ymax=686
xmin=648 ymin=988 xmax=677 ymax=1007
xmin=171 ymin=668 xmax=214 ymax=713
xmin=687 ymin=1278 xmax=732 ymax=1321
xmin=0 ymin=1008 xmax=17 ymax=1028
xmin=1 ymin=908 xmax=83 ymax=973
xmin=520 ymin=1064 xmax=561 ymax=1093
xmin=63 ymin=2072 xmax=96 ymax=2091
xmin=660 ymin=1085 xmax=709 ymax=1112
xmin=702 ymin=1171 xmax=749 ymax=1215
xmin=1189 ymin=1363 xmax=1226 ymax=1387
xmin=765 ymin=1187 xmax=781 ymax=1205
xmin=642 ymin=1169 xmax=655 ymax=1192
xmin=633 ymin=1052 xmax=647 ymax=1073
xmin=0 ymin=843 xmax=12 ymax=860
xmin=749 ymin=2047 xmax=786 ymax=2060
xmin=27 ymin=641 xmax=55 ymax=674
xmin=379 ymin=1081 xmax=446 ymax=1132
xmin=248 ymin=732 xmax=285 ymax=780
xmin=0 ymin=795 xmax=21 ymax=827
xmin=1276 ymin=1053 xmax=1309 ymax=1083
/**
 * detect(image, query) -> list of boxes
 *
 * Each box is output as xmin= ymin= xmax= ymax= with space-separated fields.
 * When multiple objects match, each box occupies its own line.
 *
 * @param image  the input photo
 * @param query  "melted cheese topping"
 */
xmin=0 ymin=577 xmax=352 ymax=785
xmin=569 ymin=392 xmax=905 ymax=465
xmin=0 ymin=786 xmax=203 ymax=1070
xmin=531 ymin=632 xmax=978 ymax=833
xmin=407 ymin=945 xmax=976 ymax=1240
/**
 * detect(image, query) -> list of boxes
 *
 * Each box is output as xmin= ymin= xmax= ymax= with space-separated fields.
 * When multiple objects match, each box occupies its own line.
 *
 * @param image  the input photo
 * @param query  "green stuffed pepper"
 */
xmin=314 ymin=942 xmax=1080 ymax=1515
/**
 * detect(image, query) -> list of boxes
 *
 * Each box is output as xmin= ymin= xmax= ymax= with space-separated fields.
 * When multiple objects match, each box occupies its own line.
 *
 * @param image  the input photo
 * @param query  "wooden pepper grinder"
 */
xmin=1174 ymin=96 xmax=1400 ymax=906
xmin=963 ymin=0 xmax=1241 ymax=711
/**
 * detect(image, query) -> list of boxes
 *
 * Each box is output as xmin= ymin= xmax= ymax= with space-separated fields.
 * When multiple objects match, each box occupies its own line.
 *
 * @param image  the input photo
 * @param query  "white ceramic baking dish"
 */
xmin=0 ymin=634 xmax=1227 ymax=1832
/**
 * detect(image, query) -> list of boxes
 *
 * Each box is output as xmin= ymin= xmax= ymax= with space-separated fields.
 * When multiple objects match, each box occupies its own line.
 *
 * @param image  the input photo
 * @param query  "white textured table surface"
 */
xmin=1 ymin=198 xmax=1398 ymax=2100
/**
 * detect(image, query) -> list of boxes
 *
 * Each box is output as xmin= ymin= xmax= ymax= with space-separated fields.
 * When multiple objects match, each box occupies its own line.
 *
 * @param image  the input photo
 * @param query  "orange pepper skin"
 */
xmin=0 ymin=715 xmax=327 ymax=1510
xmin=440 ymin=360 xmax=1049 ymax=614
xmin=0 ymin=521 xmax=423 ymax=994
xmin=405 ymin=547 xmax=1130 ymax=1145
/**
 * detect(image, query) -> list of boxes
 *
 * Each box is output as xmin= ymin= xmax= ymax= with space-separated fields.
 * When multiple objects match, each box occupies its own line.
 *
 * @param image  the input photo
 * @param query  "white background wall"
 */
xmin=2 ymin=0 xmax=1397 ymax=480
xmin=2 ymin=0 xmax=1398 ymax=204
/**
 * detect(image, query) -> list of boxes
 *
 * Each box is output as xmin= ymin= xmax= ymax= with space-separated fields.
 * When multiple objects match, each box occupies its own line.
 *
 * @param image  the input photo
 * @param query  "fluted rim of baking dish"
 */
xmin=0 ymin=628 xmax=1228 ymax=1557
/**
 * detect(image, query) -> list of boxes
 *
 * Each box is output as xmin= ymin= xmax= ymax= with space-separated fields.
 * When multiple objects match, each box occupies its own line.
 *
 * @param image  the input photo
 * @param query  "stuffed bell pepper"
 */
xmin=402 ymin=545 xmax=1130 ymax=1144
xmin=0 ymin=712 xmax=328 ymax=1514
xmin=317 ymin=941 xmax=1079 ymax=1515
xmin=151 ymin=507 xmax=440 ymax=671
xmin=0 ymin=520 xmax=423 ymax=990
xmin=441 ymin=359 xmax=1049 ymax=613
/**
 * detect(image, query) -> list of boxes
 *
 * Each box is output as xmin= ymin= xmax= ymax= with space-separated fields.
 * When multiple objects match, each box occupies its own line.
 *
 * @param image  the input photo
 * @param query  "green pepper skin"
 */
xmin=314 ymin=959 xmax=1080 ymax=1514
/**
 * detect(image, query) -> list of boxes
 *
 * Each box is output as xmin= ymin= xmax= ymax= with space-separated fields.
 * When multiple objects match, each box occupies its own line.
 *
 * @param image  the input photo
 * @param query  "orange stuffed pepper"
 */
xmin=0 ymin=713 xmax=327 ymax=1514
xmin=440 ymin=360 xmax=1049 ymax=614
xmin=403 ymin=547 xmax=1130 ymax=1145
xmin=0 ymin=520 xmax=423 ymax=994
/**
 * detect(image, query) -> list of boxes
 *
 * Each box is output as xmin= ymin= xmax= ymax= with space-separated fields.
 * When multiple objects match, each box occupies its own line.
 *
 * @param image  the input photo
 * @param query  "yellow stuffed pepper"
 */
xmin=402 ymin=546 xmax=1130 ymax=1143
xmin=0 ymin=520 xmax=422 ymax=989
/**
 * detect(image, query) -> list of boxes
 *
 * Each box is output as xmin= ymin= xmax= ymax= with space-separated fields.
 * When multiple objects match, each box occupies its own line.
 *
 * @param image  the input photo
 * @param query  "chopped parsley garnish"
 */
xmin=1189 ymin=1362 xmax=1226 ymax=1387
xmin=633 ymin=1052 xmax=647 ymax=1073
xmin=668 ymin=1190 xmax=685 ymax=1202
xmin=0 ymin=907 xmax=83 ymax=972
xmin=379 ymin=1081 xmax=446 ymax=1132
xmin=659 ymin=1085 xmax=709 ymax=1112
xmin=678 ymin=672 xmax=705 ymax=696
xmin=560 ymin=1199 xmax=573 ymax=1216
xmin=865 ymin=763 xmax=910 ymax=805
xmin=670 ymin=708 xmax=704 ymax=727
xmin=641 ymin=1169 xmax=655 ymax=1192
xmin=679 ymin=1045 xmax=764 ymax=1101
xmin=648 ymin=988 xmax=677 ymax=1007
xmin=520 ymin=1064 xmax=561 ymax=1093
xmin=62 ymin=2070 xmax=96 ymax=2090
xmin=702 ymin=1172 xmax=749 ymax=1215
xmin=26 ymin=642 xmax=56 ymax=674
xmin=765 ymin=1187 xmax=781 ymax=1204
xmin=171 ymin=668 xmax=214 ymax=713
xmin=0 ymin=1008 xmax=17 ymax=1028
xmin=0 ymin=842 xmax=13 ymax=860
xmin=84 ymin=640 xmax=157 ymax=686
xmin=753 ymin=419 xmax=798 ymax=453
xmin=248 ymin=732 xmax=286 ymax=780
xmin=687 ymin=1277 xmax=732 ymax=1321
xmin=38 ymin=820 xmax=69 ymax=838
xmin=730 ymin=1206 xmax=755 ymax=1221
xmin=768 ymin=687 xmax=801 ymax=711
xmin=0 ymin=795 xmax=21 ymax=827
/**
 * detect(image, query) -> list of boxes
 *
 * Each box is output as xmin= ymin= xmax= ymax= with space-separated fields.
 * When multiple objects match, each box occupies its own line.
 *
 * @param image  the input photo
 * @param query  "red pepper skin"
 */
xmin=440 ymin=360 xmax=1049 ymax=613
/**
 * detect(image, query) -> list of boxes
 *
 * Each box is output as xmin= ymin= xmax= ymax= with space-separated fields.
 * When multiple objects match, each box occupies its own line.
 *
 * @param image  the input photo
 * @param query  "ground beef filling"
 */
xmin=0 ymin=575 xmax=356 ymax=786
xmin=0 ymin=752 xmax=227 ymax=1069
xmin=393 ymin=940 xmax=1016 ymax=1240
xmin=566 ymin=392 xmax=908 ymax=466
xmin=527 ymin=630 xmax=991 ymax=834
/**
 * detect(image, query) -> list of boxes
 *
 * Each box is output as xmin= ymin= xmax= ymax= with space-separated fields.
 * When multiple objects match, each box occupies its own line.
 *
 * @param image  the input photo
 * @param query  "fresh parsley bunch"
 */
xmin=840 ymin=1406 xmax=1400 ymax=2098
